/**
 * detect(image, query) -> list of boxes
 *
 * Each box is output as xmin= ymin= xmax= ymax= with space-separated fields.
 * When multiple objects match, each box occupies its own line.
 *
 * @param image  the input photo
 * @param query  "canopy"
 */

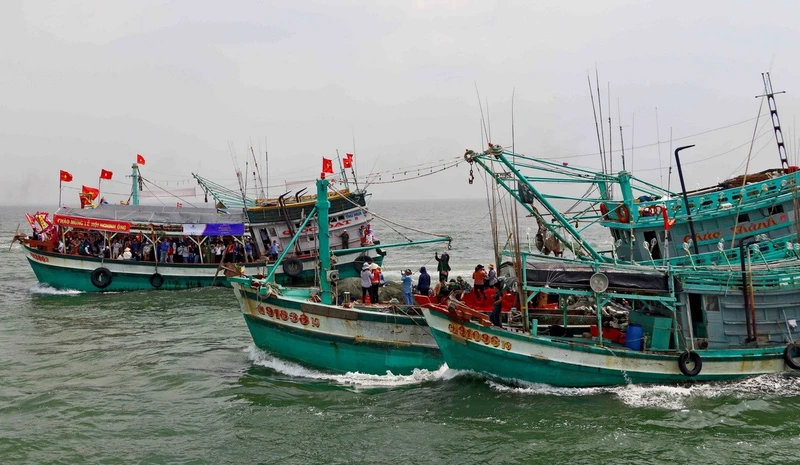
xmin=55 ymin=205 xmax=246 ymax=235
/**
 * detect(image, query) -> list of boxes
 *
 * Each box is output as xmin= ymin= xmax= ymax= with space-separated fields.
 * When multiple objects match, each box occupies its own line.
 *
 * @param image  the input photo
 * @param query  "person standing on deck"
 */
xmin=339 ymin=230 xmax=350 ymax=249
xmin=472 ymin=264 xmax=488 ymax=300
xmin=269 ymin=240 xmax=281 ymax=261
xmin=369 ymin=263 xmax=381 ymax=304
xmin=417 ymin=266 xmax=431 ymax=296
xmin=360 ymin=263 xmax=372 ymax=302
xmin=486 ymin=263 xmax=499 ymax=290
xmin=435 ymin=251 xmax=451 ymax=283
xmin=401 ymin=269 xmax=414 ymax=305
xmin=490 ymin=290 xmax=503 ymax=327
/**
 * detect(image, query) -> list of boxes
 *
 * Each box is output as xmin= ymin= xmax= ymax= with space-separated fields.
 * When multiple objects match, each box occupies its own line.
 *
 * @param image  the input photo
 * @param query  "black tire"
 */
xmin=149 ymin=273 xmax=164 ymax=289
xmin=282 ymin=258 xmax=303 ymax=278
xmin=784 ymin=343 xmax=800 ymax=370
xmin=678 ymin=351 xmax=702 ymax=377
xmin=90 ymin=267 xmax=113 ymax=289
xmin=352 ymin=254 xmax=373 ymax=273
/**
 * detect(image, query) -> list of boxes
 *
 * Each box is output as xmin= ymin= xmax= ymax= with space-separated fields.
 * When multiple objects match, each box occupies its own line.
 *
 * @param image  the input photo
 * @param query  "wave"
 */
xmin=29 ymin=283 xmax=83 ymax=296
xmin=247 ymin=346 xmax=448 ymax=388
xmin=483 ymin=373 xmax=800 ymax=410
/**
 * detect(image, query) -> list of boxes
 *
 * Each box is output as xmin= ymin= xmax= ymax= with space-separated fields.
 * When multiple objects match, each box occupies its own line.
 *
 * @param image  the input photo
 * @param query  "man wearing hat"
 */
xmin=486 ymin=263 xmax=499 ymax=290
xmin=360 ymin=262 xmax=372 ymax=303
xmin=400 ymin=269 xmax=414 ymax=305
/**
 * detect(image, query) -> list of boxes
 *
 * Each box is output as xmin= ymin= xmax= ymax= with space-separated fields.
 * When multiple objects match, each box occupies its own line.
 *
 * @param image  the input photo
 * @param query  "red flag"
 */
xmin=60 ymin=170 xmax=73 ymax=182
xmin=322 ymin=157 xmax=334 ymax=174
xmin=81 ymin=185 xmax=99 ymax=200
xmin=100 ymin=169 xmax=113 ymax=180
xmin=176 ymin=202 xmax=183 ymax=208
xmin=343 ymin=157 xmax=353 ymax=169
xmin=136 ymin=154 xmax=146 ymax=165
xmin=346 ymin=153 xmax=353 ymax=160
xmin=662 ymin=205 xmax=675 ymax=231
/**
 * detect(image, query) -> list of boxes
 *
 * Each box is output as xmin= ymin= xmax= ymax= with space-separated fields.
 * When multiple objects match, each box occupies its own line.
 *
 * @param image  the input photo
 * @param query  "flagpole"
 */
xmin=58 ymin=179 xmax=62 ymax=208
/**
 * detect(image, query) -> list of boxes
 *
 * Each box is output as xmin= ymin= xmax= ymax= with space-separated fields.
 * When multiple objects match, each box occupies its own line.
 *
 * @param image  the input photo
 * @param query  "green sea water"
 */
xmin=2 ymin=203 xmax=800 ymax=465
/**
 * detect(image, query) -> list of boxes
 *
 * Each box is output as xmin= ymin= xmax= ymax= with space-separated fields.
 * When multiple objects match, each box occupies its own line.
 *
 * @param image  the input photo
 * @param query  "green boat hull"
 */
xmin=425 ymin=310 xmax=791 ymax=387
xmin=243 ymin=313 xmax=442 ymax=375
xmin=24 ymin=246 xmax=376 ymax=292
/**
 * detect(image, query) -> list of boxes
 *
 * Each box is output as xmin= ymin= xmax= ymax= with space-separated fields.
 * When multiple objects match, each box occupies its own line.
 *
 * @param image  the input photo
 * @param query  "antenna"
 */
xmin=511 ymin=87 xmax=516 ymax=155
xmin=656 ymin=107 xmax=663 ymax=187
xmin=596 ymin=67 xmax=607 ymax=173
xmin=474 ymin=83 xmax=489 ymax=145
xmin=756 ymin=72 xmax=789 ymax=170
xmin=617 ymin=98 xmax=627 ymax=171
xmin=587 ymin=73 xmax=606 ymax=175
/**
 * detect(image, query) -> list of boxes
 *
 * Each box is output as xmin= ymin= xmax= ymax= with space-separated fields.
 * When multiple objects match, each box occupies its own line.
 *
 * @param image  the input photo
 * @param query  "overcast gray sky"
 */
xmin=2 ymin=0 xmax=800 ymax=207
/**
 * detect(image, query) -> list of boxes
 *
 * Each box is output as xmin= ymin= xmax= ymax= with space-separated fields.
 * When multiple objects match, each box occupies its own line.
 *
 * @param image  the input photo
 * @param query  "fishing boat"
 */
xmin=23 ymin=163 xmax=383 ymax=292
xmin=466 ymin=74 xmax=800 ymax=267
xmin=229 ymin=177 xmax=451 ymax=375
xmin=422 ymin=141 xmax=800 ymax=387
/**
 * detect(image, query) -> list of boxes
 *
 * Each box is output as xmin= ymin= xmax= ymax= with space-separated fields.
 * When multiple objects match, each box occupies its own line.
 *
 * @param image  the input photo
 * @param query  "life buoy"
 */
xmin=149 ymin=272 xmax=164 ymax=288
xmin=599 ymin=203 xmax=609 ymax=219
xmin=282 ymin=258 xmax=303 ymax=278
xmin=617 ymin=204 xmax=631 ymax=223
xmin=353 ymin=254 xmax=373 ymax=273
xmin=90 ymin=267 xmax=113 ymax=289
xmin=678 ymin=351 xmax=702 ymax=377
xmin=784 ymin=343 xmax=800 ymax=370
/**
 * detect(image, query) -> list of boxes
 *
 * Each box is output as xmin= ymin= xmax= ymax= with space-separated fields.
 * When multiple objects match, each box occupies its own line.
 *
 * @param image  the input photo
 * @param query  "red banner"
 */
xmin=53 ymin=214 xmax=131 ymax=233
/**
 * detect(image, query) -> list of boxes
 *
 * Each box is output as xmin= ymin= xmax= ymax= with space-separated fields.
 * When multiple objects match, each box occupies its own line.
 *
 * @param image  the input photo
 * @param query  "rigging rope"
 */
xmin=327 ymin=184 xmax=451 ymax=241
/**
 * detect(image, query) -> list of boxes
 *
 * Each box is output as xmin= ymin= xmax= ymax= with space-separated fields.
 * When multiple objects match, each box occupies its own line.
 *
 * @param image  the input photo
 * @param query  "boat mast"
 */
xmin=131 ymin=163 xmax=140 ymax=206
xmin=758 ymin=72 xmax=789 ymax=170
xmin=316 ymin=177 xmax=332 ymax=305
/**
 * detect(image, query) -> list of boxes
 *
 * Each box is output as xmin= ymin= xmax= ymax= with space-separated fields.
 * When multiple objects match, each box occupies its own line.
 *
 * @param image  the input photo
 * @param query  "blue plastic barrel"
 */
xmin=625 ymin=324 xmax=644 ymax=351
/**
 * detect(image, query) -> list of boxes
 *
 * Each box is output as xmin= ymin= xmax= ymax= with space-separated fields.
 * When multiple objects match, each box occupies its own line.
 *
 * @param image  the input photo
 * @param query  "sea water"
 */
xmin=1 ymin=202 xmax=799 ymax=464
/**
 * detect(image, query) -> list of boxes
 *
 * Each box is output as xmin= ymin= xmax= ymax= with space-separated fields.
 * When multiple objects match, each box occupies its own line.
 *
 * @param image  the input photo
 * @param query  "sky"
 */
xmin=2 ymin=0 xmax=800 ymax=207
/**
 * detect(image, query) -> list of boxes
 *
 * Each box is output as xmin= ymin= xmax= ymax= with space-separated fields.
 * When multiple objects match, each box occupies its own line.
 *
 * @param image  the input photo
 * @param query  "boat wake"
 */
xmin=485 ymin=373 xmax=800 ymax=409
xmin=247 ymin=346 xmax=448 ymax=388
xmin=29 ymin=283 xmax=83 ymax=296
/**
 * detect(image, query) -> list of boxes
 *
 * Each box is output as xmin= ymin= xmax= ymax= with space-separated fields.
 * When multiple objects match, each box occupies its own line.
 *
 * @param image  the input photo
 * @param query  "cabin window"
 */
xmin=268 ymin=227 xmax=278 ymax=237
xmin=308 ymin=235 xmax=315 ymax=242
xmin=703 ymin=295 xmax=719 ymax=312
xmin=643 ymin=231 xmax=662 ymax=260
xmin=737 ymin=213 xmax=750 ymax=223
xmin=768 ymin=205 xmax=784 ymax=216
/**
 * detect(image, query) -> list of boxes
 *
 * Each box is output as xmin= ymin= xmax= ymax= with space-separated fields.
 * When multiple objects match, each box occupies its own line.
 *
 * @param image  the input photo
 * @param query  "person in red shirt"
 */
xmin=472 ymin=264 xmax=488 ymax=300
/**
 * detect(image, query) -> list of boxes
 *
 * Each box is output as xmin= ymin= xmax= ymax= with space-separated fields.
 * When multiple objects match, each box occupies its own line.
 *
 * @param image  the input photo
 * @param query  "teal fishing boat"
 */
xmin=230 ymin=177 xmax=451 ymax=375
xmin=422 ymin=138 xmax=800 ymax=387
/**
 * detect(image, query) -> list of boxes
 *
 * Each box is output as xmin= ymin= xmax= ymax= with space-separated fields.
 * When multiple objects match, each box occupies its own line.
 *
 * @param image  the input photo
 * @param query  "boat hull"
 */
xmin=233 ymin=283 xmax=442 ymax=375
xmin=422 ymin=307 xmax=792 ymax=387
xmin=24 ymin=245 xmax=379 ymax=292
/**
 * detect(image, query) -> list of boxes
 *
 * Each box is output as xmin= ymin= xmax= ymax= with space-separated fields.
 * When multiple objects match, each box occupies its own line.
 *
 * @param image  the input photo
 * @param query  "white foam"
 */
xmin=247 ymin=346 xmax=448 ymax=388
xmin=29 ymin=283 xmax=83 ymax=295
xmin=484 ymin=373 xmax=800 ymax=410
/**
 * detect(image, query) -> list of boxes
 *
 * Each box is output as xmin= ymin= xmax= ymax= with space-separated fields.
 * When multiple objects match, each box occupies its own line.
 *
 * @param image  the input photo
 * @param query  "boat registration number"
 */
xmin=448 ymin=323 xmax=512 ymax=350
xmin=257 ymin=305 xmax=319 ymax=327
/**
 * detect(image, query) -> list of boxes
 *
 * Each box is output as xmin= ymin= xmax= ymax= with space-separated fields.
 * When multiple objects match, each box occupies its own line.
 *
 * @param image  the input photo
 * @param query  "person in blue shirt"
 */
xmin=159 ymin=238 xmax=169 ymax=263
xmin=269 ymin=240 xmax=281 ymax=261
xmin=400 ymin=269 xmax=414 ymax=305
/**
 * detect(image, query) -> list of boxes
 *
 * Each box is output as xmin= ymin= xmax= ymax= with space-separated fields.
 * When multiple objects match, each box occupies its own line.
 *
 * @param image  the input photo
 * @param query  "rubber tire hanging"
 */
xmin=90 ymin=267 xmax=113 ymax=289
xmin=282 ymin=258 xmax=303 ymax=278
xmin=784 ymin=343 xmax=800 ymax=370
xmin=352 ymin=254 xmax=373 ymax=273
xmin=678 ymin=351 xmax=702 ymax=377
xmin=149 ymin=273 xmax=164 ymax=288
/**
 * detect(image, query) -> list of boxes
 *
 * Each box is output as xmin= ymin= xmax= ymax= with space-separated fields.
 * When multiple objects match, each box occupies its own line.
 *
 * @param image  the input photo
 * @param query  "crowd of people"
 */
xmin=54 ymin=230 xmax=262 ymax=264
xmin=358 ymin=249 xmax=503 ymax=308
